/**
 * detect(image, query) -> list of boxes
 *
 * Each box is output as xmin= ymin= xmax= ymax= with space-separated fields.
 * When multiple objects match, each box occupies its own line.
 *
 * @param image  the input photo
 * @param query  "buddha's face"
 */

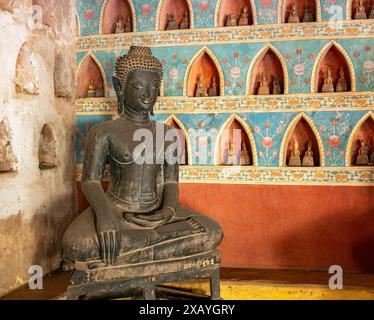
xmin=124 ymin=69 xmax=161 ymax=114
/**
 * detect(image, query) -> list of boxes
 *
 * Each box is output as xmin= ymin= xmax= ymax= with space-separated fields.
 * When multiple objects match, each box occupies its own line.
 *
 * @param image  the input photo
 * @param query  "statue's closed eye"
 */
xmin=130 ymin=80 xmax=144 ymax=89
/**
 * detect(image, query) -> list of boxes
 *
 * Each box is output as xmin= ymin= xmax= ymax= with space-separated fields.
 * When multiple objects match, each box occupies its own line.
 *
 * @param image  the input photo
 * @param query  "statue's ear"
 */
xmin=113 ymin=76 xmax=123 ymax=95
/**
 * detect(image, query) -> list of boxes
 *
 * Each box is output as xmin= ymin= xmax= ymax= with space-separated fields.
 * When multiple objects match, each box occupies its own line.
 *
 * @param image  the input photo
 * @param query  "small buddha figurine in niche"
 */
xmin=62 ymin=46 xmax=223 ymax=275
xmin=208 ymin=76 xmax=218 ymax=97
xmin=225 ymin=141 xmax=240 ymax=165
xmin=288 ymin=138 xmax=302 ymax=166
xmin=287 ymin=2 xmax=300 ymax=23
xmin=86 ymin=79 xmax=97 ymax=98
xmin=165 ymin=13 xmax=179 ymax=30
xmin=113 ymin=15 xmax=125 ymax=34
xmin=258 ymin=74 xmax=270 ymax=95
xmin=336 ymin=67 xmax=348 ymax=92
xmin=354 ymin=0 xmax=367 ymax=20
xmin=125 ymin=16 xmax=132 ymax=33
xmin=370 ymin=149 xmax=374 ymax=165
xmin=226 ymin=14 xmax=238 ymax=27
xmin=356 ymin=139 xmax=369 ymax=165
xmin=302 ymin=140 xmax=314 ymax=167
xmin=321 ymin=67 xmax=335 ymax=93
xmin=240 ymin=141 xmax=251 ymax=165
xmin=96 ymin=79 xmax=104 ymax=97
xmin=303 ymin=0 xmax=314 ymax=22
xmin=273 ymin=75 xmax=281 ymax=95
xmin=369 ymin=3 xmax=374 ymax=19
xmin=238 ymin=6 xmax=249 ymax=26
xmin=195 ymin=75 xmax=208 ymax=97
xmin=179 ymin=12 xmax=189 ymax=29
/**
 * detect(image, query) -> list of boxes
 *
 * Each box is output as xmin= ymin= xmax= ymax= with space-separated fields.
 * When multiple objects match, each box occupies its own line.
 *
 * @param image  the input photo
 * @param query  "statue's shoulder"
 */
xmin=88 ymin=119 xmax=117 ymax=137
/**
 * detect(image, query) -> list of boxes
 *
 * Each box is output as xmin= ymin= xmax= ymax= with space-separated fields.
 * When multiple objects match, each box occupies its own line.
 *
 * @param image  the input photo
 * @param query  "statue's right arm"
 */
xmin=81 ymin=125 xmax=120 ymax=265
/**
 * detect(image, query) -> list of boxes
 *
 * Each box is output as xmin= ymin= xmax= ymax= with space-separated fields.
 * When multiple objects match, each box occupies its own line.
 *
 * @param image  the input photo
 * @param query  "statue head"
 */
xmin=113 ymin=46 xmax=163 ymax=116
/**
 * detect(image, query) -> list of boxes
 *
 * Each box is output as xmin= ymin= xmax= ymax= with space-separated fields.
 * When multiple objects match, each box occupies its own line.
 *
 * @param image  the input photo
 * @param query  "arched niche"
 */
xmin=101 ymin=0 xmax=135 ymax=34
xmin=15 ymin=43 xmax=39 ymax=95
xmin=347 ymin=113 xmax=374 ymax=166
xmin=312 ymin=42 xmax=354 ymax=94
xmin=215 ymin=0 xmax=255 ymax=27
xmin=280 ymin=113 xmax=324 ymax=167
xmin=215 ymin=115 xmax=256 ymax=166
xmin=0 ymin=120 xmax=17 ymax=173
xmin=247 ymin=45 xmax=287 ymax=95
xmin=281 ymin=0 xmax=319 ymax=23
xmin=157 ymin=0 xmax=193 ymax=30
xmin=76 ymin=54 xmax=106 ymax=99
xmin=184 ymin=47 xmax=223 ymax=97
xmin=165 ymin=116 xmax=190 ymax=165
xmin=350 ymin=0 xmax=372 ymax=19
xmin=38 ymin=124 xmax=57 ymax=170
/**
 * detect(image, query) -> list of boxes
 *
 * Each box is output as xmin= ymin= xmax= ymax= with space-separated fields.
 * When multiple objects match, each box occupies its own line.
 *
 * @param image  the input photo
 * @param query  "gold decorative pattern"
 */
xmin=76 ymin=52 xmax=109 ymax=98
xmin=246 ymin=42 xmax=289 ymax=95
xmin=164 ymin=114 xmax=193 ymax=165
xmin=182 ymin=46 xmax=225 ymax=97
xmin=345 ymin=111 xmax=374 ymax=166
xmin=155 ymin=0 xmax=195 ymax=30
xmin=214 ymin=0 xmax=258 ymax=27
xmin=310 ymin=40 xmax=357 ymax=94
xmin=278 ymin=0 xmax=322 ymax=23
xmin=213 ymin=113 xmax=258 ymax=166
xmin=278 ymin=112 xmax=326 ymax=166
xmin=99 ymin=0 xmax=137 ymax=34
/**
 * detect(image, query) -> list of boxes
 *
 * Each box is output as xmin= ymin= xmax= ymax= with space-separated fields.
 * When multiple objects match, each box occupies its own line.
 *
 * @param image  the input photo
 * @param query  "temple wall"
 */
xmin=0 ymin=1 xmax=76 ymax=297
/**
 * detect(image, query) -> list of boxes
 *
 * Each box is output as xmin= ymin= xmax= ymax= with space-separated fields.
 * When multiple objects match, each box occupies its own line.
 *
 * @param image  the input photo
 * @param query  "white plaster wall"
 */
xmin=0 ymin=0 xmax=77 ymax=296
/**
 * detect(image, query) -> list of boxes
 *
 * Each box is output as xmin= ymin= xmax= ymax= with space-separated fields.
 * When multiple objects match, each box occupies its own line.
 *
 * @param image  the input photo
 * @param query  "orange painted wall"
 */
xmin=77 ymin=182 xmax=374 ymax=273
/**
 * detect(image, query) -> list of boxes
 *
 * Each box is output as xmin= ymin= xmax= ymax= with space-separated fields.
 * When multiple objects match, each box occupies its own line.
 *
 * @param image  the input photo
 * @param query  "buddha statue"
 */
xmin=336 ymin=67 xmax=348 ymax=92
xmin=369 ymin=3 xmax=374 ymax=19
xmin=272 ymin=75 xmax=281 ymax=95
xmin=258 ymin=74 xmax=270 ymax=95
xmin=303 ymin=0 xmax=314 ymax=22
xmin=165 ymin=13 xmax=179 ymax=30
xmin=321 ymin=67 xmax=334 ymax=93
xmin=356 ymin=139 xmax=369 ymax=165
xmin=287 ymin=2 xmax=300 ymax=23
xmin=62 ymin=46 xmax=223 ymax=274
xmin=226 ymin=13 xmax=237 ymax=27
xmin=113 ymin=15 xmax=125 ymax=34
xmin=86 ymin=79 xmax=97 ymax=98
xmin=179 ymin=12 xmax=189 ymax=29
xmin=208 ymin=76 xmax=218 ymax=97
xmin=238 ymin=6 xmax=249 ymax=26
xmin=288 ymin=138 xmax=301 ymax=166
xmin=195 ymin=75 xmax=208 ymax=97
xmin=125 ymin=16 xmax=132 ymax=33
xmin=302 ymin=140 xmax=314 ymax=167
xmin=240 ymin=141 xmax=251 ymax=165
xmin=354 ymin=0 xmax=367 ymax=20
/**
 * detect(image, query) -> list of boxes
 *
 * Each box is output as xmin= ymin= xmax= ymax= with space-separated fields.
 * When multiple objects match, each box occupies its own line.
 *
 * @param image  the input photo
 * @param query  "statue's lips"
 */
xmin=140 ymin=99 xmax=156 ymax=105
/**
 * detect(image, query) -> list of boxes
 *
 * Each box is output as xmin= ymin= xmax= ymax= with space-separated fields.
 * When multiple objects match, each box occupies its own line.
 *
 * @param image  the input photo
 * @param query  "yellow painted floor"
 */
xmin=2 ymin=268 xmax=374 ymax=300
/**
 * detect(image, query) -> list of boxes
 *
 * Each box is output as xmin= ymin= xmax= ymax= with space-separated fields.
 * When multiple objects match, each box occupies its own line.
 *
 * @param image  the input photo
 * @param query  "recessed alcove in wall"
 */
xmin=215 ymin=0 xmax=255 ymax=27
xmin=247 ymin=44 xmax=287 ymax=95
xmin=347 ymin=112 xmax=374 ymax=166
xmin=280 ymin=113 xmax=324 ymax=167
xmin=215 ymin=115 xmax=256 ymax=166
xmin=32 ymin=0 xmax=53 ymax=27
xmin=280 ymin=0 xmax=319 ymax=23
xmin=184 ymin=47 xmax=223 ymax=97
xmin=100 ymin=0 xmax=135 ymax=34
xmin=156 ymin=0 xmax=193 ymax=30
xmin=0 ymin=120 xmax=17 ymax=173
xmin=77 ymin=54 xmax=107 ymax=99
xmin=165 ymin=115 xmax=190 ymax=165
xmin=38 ymin=124 xmax=57 ymax=170
xmin=312 ymin=41 xmax=354 ymax=94
xmin=350 ymin=0 xmax=372 ymax=20
xmin=15 ymin=43 xmax=39 ymax=95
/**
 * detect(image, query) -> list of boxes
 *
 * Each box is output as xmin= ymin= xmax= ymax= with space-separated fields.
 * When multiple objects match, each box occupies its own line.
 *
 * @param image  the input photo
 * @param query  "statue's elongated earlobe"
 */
xmin=113 ymin=76 xmax=125 ymax=114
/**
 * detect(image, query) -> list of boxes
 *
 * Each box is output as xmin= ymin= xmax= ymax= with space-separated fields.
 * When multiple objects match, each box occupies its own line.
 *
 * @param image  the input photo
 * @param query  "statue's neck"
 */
xmin=120 ymin=104 xmax=150 ymax=124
